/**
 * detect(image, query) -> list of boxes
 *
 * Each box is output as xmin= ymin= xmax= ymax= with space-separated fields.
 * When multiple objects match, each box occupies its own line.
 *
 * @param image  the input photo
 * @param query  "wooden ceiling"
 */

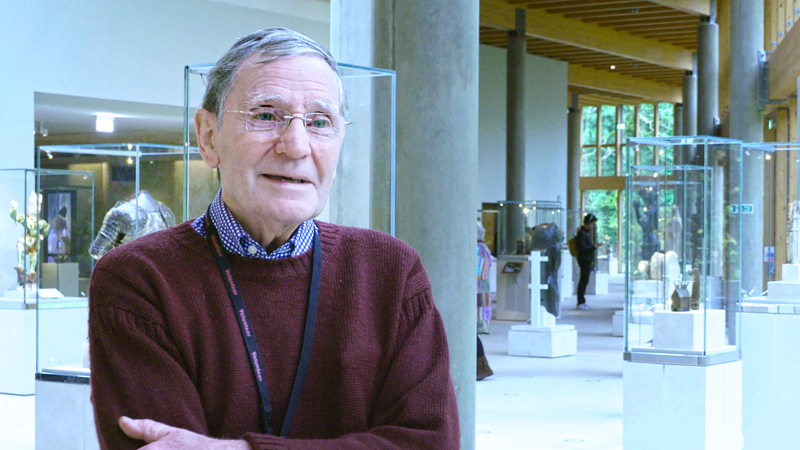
xmin=480 ymin=0 xmax=710 ymax=106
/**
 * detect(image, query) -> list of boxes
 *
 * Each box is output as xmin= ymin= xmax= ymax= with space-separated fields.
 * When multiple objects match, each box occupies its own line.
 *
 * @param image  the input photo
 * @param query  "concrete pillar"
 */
xmin=729 ymin=0 xmax=764 ymax=296
xmin=505 ymin=8 xmax=526 ymax=254
xmin=681 ymin=72 xmax=698 ymax=165
xmin=697 ymin=19 xmax=719 ymax=139
xmin=567 ymin=93 xmax=581 ymax=234
xmin=331 ymin=2 xmax=480 ymax=448
xmin=675 ymin=104 xmax=684 ymax=138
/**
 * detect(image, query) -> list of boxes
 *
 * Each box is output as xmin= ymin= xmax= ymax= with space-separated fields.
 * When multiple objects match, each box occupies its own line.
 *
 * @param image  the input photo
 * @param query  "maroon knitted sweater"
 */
xmin=89 ymin=221 xmax=459 ymax=449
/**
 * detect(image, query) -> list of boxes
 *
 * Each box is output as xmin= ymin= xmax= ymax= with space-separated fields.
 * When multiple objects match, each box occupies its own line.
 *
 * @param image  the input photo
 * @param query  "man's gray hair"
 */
xmin=202 ymin=27 xmax=347 ymax=124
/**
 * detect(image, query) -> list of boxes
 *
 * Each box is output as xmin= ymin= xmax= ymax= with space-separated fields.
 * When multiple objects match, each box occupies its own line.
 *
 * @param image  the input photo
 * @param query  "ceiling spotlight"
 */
xmin=610 ymin=65 xmax=616 ymax=70
xmin=96 ymin=115 xmax=115 ymax=133
xmin=126 ymin=157 xmax=134 ymax=165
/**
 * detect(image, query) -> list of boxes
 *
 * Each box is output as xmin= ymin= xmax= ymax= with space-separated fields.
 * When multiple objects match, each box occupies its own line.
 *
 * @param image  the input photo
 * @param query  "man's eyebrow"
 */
xmin=310 ymin=99 xmax=338 ymax=114
xmin=244 ymin=93 xmax=286 ymax=108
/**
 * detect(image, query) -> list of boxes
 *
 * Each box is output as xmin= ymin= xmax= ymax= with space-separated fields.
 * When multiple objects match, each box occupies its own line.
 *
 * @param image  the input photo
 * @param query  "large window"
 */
xmin=579 ymin=102 xmax=676 ymax=263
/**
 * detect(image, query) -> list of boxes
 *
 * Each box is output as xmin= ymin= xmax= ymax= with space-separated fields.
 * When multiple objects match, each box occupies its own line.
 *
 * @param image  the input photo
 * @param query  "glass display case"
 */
xmin=34 ymin=143 xmax=203 ymax=379
xmin=495 ymin=200 xmax=565 ymax=321
xmin=184 ymin=62 xmax=396 ymax=235
xmin=496 ymin=200 xmax=565 ymax=256
xmin=0 ymin=169 xmax=95 ymax=307
xmin=623 ymin=136 xmax=742 ymax=365
xmin=738 ymin=142 xmax=800 ymax=303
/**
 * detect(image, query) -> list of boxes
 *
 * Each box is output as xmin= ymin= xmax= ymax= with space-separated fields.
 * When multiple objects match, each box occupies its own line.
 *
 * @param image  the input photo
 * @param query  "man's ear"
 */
xmin=196 ymin=109 xmax=220 ymax=169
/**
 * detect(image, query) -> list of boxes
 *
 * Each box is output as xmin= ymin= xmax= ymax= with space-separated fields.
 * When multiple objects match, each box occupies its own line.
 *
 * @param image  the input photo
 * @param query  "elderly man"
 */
xmin=89 ymin=28 xmax=459 ymax=449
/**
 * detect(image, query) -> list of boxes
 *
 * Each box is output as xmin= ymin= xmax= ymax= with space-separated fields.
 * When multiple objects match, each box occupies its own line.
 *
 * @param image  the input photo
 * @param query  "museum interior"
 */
xmin=1 ymin=0 xmax=799 ymax=449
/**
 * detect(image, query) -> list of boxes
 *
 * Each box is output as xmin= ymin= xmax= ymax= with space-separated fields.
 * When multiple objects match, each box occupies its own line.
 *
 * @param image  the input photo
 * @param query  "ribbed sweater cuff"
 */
xmin=242 ymin=433 xmax=287 ymax=449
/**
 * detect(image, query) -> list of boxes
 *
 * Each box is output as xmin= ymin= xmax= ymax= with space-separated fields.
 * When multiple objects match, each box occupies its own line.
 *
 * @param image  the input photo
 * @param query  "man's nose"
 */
xmin=275 ymin=117 xmax=311 ymax=158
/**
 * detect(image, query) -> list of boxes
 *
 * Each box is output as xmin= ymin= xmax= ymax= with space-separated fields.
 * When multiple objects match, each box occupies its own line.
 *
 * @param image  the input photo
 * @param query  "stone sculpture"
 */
xmin=528 ymin=222 xmax=563 ymax=318
xmin=649 ymin=251 xmax=665 ymax=280
xmin=89 ymin=191 xmax=176 ymax=260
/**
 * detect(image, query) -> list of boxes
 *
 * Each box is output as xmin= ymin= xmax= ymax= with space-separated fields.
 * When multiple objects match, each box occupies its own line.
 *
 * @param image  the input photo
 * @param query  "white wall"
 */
xmin=478 ymin=44 xmax=568 ymax=207
xmin=0 ymin=0 xmax=329 ymax=170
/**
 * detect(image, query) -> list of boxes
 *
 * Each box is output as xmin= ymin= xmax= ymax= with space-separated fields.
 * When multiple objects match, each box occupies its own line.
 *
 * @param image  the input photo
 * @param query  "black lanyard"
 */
xmin=203 ymin=211 xmax=322 ymax=436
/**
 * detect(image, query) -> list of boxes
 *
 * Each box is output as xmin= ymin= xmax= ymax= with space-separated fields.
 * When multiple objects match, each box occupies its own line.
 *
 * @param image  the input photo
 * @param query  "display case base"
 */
xmin=0 ymin=307 xmax=36 ymax=395
xmin=781 ymin=263 xmax=800 ymax=282
xmin=612 ymin=310 xmax=624 ymax=336
xmin=652 ymin=309 xmax=726 ymax=351
xmin=35 ymin=372 xmax=98 ymax=450
xmin=623 ymin=360 xmax=742 ymax=450
xmin=507 ymin=324 xmax=577 ymax=358
xmin=741 ymin=304 xmax=800 ymax=447
xmin=766 ymin=281 xmax=800 ymax=303
xmin=586 ymin=272 xmax=608 ymax=295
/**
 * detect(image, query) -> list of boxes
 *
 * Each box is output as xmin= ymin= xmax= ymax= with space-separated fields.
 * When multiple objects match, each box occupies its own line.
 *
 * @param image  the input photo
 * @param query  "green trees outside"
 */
xmin=580 ymin=102 xmax=675 ymax=261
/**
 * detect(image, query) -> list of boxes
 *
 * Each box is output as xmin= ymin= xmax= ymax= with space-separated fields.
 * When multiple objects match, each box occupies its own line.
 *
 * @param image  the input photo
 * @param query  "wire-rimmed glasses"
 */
xmin=223 ymin=107 xmax=351 ymax=139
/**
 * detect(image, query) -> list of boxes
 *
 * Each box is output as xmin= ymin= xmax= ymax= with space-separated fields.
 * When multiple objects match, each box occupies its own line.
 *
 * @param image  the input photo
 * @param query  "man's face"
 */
xmin=197 ymin=55 xmax=344 ymax=231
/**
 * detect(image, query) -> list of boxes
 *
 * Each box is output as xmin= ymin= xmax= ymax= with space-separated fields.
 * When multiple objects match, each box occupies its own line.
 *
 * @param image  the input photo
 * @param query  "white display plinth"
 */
xmin=0 ymin=307 xmax=36 ymax=395
xmin=0 ymin=297 xmax=88 ymax=395
xmin=508 ymin=324 xmax=577 ymax=358
xmin=652 ymin=310 xmax=726 ymax=351
xmin=2 ymin=288 xmax=63 ymax=303
xmin=35 ymin=374 xmax=98 ymax=450
xmin=766 ymin=281 xmax=800 ymax=303
xmin=623 ymin=360 xmax=743 ymax=450
xmin=781 ymin=263 xmax=800 ymax=282
xmin=741 ymin=302 xmax=800 ymax=447
xmin=612 ymin=310 xmax=624 ymax=336
xmin=560 ymin=250 xmax=572 ymax=303
xmin=586 ymin=272 xmax=608 ymax=295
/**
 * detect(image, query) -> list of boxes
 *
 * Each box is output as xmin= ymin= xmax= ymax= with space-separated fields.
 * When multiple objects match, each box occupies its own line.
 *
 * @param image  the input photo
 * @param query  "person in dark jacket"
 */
xmin=576 ymin=213 xmax=603 ymax=310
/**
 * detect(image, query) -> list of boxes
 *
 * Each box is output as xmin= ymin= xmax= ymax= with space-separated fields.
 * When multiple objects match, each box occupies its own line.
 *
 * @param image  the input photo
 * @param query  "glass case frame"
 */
xmin=739 ymin=142 xmax=800 ymax=303
xmin=623 ymin=136 xmax=743 ymax=366
xmin=34 ymin=143 xmax=202 ymax=378
xmin=496 ymin=200 xmax=565 ymax=256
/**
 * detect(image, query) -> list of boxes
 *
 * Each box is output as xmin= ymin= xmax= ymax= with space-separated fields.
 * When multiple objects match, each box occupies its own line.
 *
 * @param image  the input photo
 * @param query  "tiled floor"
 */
xmin=476 ymin=274 xmax=625 ymax=450
xmin=0 ymin=275 xmax=626 ymax=450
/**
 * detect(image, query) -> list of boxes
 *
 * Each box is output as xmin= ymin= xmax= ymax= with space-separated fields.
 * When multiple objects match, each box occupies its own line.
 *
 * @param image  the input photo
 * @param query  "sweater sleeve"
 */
xmin=241 ymin=273 xmax=460 ymax=449
xmin=89 ymin=267 xmax=209 ymax=450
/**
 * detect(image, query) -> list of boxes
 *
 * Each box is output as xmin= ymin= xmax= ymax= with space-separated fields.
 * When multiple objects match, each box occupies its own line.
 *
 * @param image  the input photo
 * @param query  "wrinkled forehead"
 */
xmin=230 ymin=55 xmax=341 ymax=111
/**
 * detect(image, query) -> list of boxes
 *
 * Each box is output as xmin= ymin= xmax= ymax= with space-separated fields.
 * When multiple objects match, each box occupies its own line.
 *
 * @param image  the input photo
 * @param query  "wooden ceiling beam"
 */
xmin=614 ymin=19 xmax=698 ymax=31
xmin=634 ymin=29 xmax=698 ymax=37
xmin=566 ymin=6 xmax=667 ymax=19
xmin=582 ymin=11 xmax=688 ymax=24
xmin=551 ymin=2 xmax=653 ymax=15
xmin=569 ymin=64 xmax=682 ymax=103
xmin=481 ymin=0 xmax=693 ymax=70
xmin=596 ymin=13 xmax=694 ymax=26
xmin=645 ymin=0 xmax=711 ymax=16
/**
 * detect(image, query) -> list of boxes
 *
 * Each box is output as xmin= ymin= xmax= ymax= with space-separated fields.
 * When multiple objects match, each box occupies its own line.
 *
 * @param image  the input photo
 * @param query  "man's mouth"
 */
xmin=264 ymin=174 xmax=307 ymax=184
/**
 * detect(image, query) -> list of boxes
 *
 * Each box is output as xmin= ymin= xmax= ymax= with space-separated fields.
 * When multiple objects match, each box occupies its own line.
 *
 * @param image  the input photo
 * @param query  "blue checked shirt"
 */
xmin=191 ymin=190 xmax=317 ymax=259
